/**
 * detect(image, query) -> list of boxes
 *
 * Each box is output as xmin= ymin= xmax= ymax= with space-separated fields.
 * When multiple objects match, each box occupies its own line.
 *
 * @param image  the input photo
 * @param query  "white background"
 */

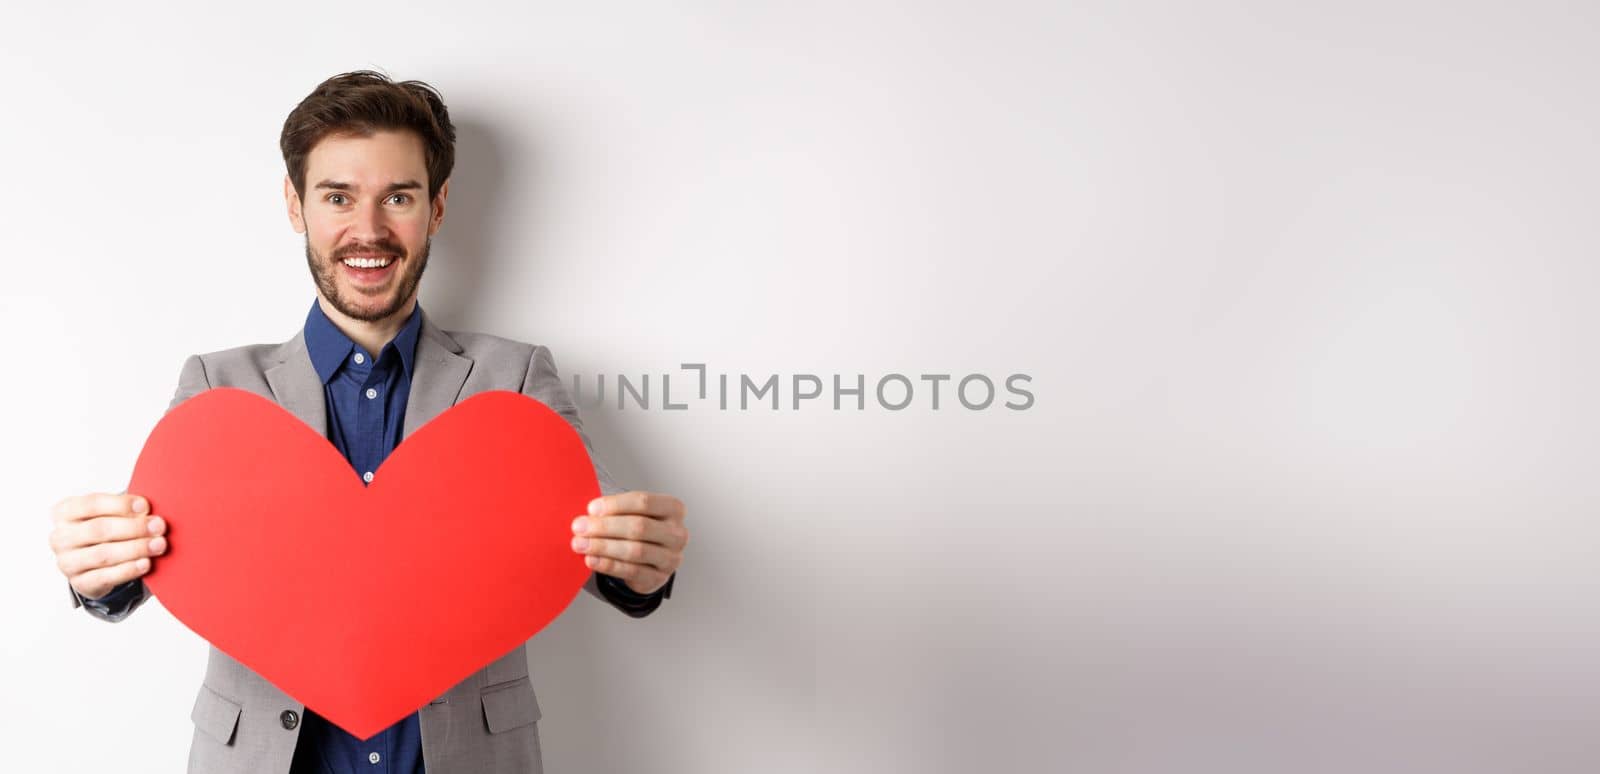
xmin=3 ymin=2 xmax=1598 ymax=772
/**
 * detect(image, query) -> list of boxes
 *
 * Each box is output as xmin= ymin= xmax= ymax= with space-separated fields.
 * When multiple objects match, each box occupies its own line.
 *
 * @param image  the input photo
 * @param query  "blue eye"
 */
xmin=327 ymin=193 xmax=349 ymax=205
xmin=388 ymin=193 xmax=411 ymax=205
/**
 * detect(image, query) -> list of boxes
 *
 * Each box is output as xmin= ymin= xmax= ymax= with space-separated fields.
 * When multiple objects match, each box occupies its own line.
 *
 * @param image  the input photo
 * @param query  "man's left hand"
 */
xmin=571 ymin=491 xmax=688 ymax=595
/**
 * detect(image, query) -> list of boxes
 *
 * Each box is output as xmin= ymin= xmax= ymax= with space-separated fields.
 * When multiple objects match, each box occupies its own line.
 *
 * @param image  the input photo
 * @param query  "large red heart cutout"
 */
xmin=128 ymin=387 xmax=597 ymax=740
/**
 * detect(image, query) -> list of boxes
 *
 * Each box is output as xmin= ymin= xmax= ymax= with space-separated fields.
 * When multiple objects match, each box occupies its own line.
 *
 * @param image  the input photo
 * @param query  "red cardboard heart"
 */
xmin=128 ymin=387 xmax=597 ymax=740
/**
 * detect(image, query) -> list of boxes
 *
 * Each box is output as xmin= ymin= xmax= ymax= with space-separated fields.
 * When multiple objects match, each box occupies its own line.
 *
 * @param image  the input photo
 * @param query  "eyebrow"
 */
xmin=312 ymin=179 xmax=424 ymax=193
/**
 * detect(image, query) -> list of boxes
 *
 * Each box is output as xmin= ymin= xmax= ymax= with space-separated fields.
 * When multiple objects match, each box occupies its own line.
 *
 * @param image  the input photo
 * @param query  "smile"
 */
xmin=341 ymin=255 xmax=395 ymax=269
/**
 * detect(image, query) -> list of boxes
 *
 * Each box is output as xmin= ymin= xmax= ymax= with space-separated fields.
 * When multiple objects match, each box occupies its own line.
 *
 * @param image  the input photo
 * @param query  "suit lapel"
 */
xmin=264 ymin=331 xmax=328 ymax=436
xmin=403 ymin=312 xmax=473 ymax=440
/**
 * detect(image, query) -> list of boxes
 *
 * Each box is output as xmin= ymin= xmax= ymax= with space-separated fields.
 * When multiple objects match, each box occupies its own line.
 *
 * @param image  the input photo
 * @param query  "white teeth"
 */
xmin=342 ymin=256 xmax=394 ymax=269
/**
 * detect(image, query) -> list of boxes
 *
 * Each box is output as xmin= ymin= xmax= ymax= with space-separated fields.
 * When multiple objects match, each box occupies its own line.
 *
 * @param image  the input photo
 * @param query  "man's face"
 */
xmin=286 ymin=129 xmax=447 ymax=324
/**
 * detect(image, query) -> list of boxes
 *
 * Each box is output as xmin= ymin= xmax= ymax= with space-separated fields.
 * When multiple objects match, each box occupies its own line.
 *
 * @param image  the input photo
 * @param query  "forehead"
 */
xmin=304 ymin=129 xmax=428 ymax=186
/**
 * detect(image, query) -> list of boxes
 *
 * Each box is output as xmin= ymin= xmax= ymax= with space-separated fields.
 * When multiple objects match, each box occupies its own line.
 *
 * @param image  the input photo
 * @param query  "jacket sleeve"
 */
xmin=70 ymin=354 xmax=212 ymax=622
xmin=520 ymin=344 xmax=674 ymax=618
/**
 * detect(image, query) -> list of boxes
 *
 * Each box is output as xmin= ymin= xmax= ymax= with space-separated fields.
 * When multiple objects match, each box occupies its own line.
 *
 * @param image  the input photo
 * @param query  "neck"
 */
xmin=316 ymin=294 xmax=416 ymax=357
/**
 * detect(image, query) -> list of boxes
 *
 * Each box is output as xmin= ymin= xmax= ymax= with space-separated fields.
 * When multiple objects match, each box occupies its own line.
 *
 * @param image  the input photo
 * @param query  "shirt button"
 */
xmin=369 ymin=752 xmax=381 ymax=764
xmin=280 ymin=710 xmax=299 ymax=730
xmin=353 ymin=353 xmax=365 ymax=365
xmin=363 ymin=471 xmax=374 ymax=483
xmin=365 ymin=387 xmax=378 ymax=399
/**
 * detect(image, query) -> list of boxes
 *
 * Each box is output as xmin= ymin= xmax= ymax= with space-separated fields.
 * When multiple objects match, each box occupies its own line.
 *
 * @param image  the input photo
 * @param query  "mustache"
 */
xmin=331 ymin=242 xmax=405 ymax=259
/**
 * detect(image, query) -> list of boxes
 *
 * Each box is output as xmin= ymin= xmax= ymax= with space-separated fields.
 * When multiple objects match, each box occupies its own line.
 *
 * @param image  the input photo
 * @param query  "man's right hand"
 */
xmin=49 ymin=493 xmax=168 ymax=600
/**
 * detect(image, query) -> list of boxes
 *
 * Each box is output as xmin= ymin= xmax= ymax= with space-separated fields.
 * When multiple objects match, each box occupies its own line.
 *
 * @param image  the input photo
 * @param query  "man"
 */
xmin=45 ymin=71 xmax=689 ymax=773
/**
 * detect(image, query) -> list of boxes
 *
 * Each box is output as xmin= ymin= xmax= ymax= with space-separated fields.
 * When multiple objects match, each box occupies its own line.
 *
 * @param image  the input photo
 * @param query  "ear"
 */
xmin=284 ymin=175 xmax=306 ymax=234
xmin=428 ymin=178 xmax=449 ymax=236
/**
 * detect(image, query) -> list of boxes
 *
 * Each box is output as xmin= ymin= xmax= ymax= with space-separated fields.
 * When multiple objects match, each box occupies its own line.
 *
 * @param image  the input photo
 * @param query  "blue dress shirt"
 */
xmin=290 ymin=299 xmax=426 ymax=774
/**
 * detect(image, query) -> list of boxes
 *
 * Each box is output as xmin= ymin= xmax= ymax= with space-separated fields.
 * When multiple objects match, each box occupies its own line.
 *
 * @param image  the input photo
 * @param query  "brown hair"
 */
xmin=280 ymin=70 xmax=457 ymax=202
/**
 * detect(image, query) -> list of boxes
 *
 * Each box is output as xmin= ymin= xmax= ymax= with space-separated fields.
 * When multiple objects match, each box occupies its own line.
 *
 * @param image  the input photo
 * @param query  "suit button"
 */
xmin=280 ymin=710 xmax=300 ymax=730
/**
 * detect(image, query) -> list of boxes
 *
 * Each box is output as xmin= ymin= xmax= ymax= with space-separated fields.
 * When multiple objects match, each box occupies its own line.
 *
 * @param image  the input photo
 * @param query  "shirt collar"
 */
xmin=303 ymin=299 xmax=425 ymax=385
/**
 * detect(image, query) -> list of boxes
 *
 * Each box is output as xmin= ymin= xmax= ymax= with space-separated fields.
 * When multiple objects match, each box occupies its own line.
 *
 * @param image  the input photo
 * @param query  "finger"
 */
xmin=52 ymin=493 xmax=150 ymax=525
xmin=52 ymin=514 xmax=164 ymax=552
xmin=585 ymin=556 xmax=669 ymax=592
xmin=572 ymin=514 xmax=685 ymax=548
xmin=57 ymin=535 xmax=165 ymax=577
xmin=589 ymin=491 xmax=685 ymax=522
xmin=72 ymin=558 xmax=152 ymax=601
xmin=572 ymin=536 xmax=679 ymax=572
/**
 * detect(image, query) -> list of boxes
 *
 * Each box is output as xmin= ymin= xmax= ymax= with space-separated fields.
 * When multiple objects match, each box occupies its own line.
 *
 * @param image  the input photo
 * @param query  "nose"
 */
xmin=348 ymin=199 xmax=391 ymax=244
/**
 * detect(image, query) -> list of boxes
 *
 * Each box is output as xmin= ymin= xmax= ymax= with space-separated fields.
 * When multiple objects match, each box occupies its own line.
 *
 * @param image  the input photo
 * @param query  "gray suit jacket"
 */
xmin=70 ymin=310 xmax=666 ymax=773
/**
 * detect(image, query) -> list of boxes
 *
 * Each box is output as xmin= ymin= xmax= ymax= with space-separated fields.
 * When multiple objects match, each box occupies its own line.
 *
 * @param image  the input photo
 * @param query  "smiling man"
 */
xmin=46 ymin=71 xmax=688 ymax=773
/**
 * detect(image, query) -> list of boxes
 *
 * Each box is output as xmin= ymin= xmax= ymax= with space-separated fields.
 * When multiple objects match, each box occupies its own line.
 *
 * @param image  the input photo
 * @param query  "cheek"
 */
xmin=398 ymin=219 xmax=433 ymax=247
xmin=310 ymin=227 xmax=340 ymax=250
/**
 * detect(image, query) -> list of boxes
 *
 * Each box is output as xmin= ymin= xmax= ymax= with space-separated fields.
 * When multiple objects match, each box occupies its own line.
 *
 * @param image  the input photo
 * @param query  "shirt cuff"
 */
xmin=595 ymin=572 xmax=673 ymax=615
xmin=77 ymin=579 xmax=142 ymax=615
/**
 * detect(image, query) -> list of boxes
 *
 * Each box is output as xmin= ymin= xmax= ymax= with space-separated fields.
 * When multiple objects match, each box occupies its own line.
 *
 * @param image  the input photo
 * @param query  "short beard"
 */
xmin=305 ymin=235 xmax=431 ymax=323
